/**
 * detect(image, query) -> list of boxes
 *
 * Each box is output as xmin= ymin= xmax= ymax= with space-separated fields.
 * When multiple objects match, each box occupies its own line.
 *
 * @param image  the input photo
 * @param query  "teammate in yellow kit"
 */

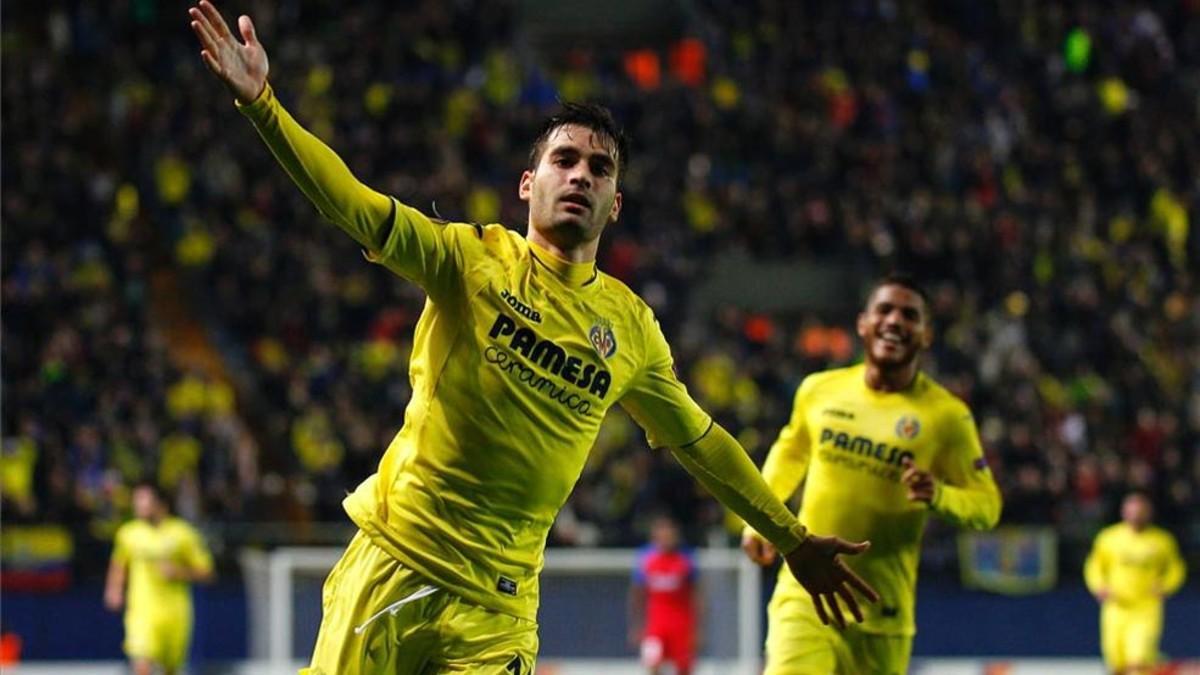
xmin=1085 ymin=492 xmax=1186 ymax=674
xmin=187 ymin=3 xmax=878 ymax=673
xmin=104 ymin=482 xmax=214 ymax=675
xmin=743 ymin=275 xmax=1003 ymax=675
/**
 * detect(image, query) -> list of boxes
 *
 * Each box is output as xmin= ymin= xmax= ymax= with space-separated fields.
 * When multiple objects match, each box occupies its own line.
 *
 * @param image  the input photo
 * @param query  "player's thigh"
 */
xmin=432 ymin=597 xmax=538 ymax=675
xmin=304 ymin=531 xmax=440 ymax=675
xmin=763 ymin=595 xmax=847 ymax=675
xmin=122 ymin=612 xmax=157 ymax=662
xmin=158 ymin=610 xmax=193 ymax=670
xmin=1122 ymin=607 xmax=1163 ymax=668
xmin=844 ymin=629 xmax=912 ymax=675
xmin=1100 ymin=604 xmax=1128 ymax=670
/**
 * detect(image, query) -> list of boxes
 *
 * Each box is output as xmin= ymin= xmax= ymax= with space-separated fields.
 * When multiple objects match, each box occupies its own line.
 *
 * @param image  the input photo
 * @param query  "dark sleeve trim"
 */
xmin=678 ymin=419 xmax=716 ymax=449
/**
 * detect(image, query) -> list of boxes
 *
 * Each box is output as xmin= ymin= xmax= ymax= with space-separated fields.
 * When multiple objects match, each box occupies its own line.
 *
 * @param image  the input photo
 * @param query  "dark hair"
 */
xmin=527 ymin=102 xmax=630 ymax=179
xmin=867 ymin=272 xmax=932 ymax=310
xmin=132 ymin=479 xmax=166 ymax=503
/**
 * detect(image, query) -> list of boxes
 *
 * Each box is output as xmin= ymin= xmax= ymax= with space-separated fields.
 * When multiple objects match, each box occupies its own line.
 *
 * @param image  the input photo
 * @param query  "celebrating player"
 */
xmin=628 ymin=514 xmax=702 ymax=675
xmin=1085 ymin=492 xmax=1186 ymax=675
xmin=104 ymin=481 xmax=214 ymax=675
xmin=742 ymin=275 xmax=1003 ymax=675
xmin=187 ymin=3 xmax=877 ymax=673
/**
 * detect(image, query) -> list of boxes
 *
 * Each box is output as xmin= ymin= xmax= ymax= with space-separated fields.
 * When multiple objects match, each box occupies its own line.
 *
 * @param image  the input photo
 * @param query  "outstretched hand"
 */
xmin=189 ymin=0 xmax=268 ymax=104
xmin=783 ymin=534 xmax=879 ymax=629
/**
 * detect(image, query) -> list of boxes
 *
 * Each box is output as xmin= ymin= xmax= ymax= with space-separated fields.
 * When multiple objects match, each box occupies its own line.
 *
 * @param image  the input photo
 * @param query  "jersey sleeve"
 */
xmin=631 ymin=547 xmax=649 ymax=585
xmin=1084 ymin=530 xmax=1111 ymax=594
xmin=1161 ymin=532 xmax=1187 ymax=596
xmin=759 ymin=378 xmax=816 ymax=503
xmin=111 ymin=525 xmax=130 ymax=566
xmin=181 ymin=524 xmax=214 ymax=577
xmin=671 ymin=424 xmax=808 ymax=554
xmin=618 ymin=311 xmax=710 ymax=449
xmin=237 ymin=84 xmax=461 ymax=298
xmin=929 ymin=402 xmax=1002 ymax=530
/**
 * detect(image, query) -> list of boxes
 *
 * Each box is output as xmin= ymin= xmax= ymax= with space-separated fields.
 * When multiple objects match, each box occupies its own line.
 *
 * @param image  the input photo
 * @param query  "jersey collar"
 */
xmin=527 ymin=238 xmax=599 ymax=290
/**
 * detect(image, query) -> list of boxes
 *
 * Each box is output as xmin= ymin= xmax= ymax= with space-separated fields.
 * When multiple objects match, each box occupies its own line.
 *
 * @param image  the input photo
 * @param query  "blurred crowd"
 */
xmin=3 ymin=0 xmax=1198 ymax=577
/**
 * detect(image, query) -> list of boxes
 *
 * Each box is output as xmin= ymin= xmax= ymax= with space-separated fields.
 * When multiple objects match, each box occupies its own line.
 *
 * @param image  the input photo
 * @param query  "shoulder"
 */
xmin=167 ymin=517 xmax=202 ymax=538
xmin=916 ymin=375 xmax=974 ymax=423
xmin=114 ymin=521 xmax=136 ymax=541
xmin=598 ymin=271 xmax=652 ymax=317
xmin=799 ymin=366 xmax=858 ymax=398
xmin=1149 ymin=526 xmax=1179 ymax=546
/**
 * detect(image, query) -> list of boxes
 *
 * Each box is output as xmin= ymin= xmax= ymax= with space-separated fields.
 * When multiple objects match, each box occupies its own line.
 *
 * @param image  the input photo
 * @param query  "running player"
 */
xmin=629 ymin=515 xmax=701 ymax=675
xmin=104 ymin=481 xmax=214 ymax=675
xmin=742 ymin=275 xmax=1003 ymax=675
xmin=1085 ymin=492 xmax=1186 ymax=675
xmin=187 ymin=3 xmax=878 ymax=673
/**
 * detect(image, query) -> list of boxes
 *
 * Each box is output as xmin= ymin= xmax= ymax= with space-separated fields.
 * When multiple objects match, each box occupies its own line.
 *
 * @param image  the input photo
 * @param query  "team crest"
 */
xmin=589 ymin=318 xmax=617 ymax=359
xmin=895 ymin=415 xmax=921 ymax=440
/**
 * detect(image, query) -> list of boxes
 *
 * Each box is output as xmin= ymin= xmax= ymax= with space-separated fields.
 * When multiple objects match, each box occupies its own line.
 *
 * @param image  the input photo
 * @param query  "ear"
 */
xmin=608 ymin=191 xmax=623 ymax=224
xmin=519 ymin=170 xmax=533 ymax=202
xmin=919 ymin=322 xmax=935 ymax=350
xmin=856 ymin=311 xmax=869 ymax=341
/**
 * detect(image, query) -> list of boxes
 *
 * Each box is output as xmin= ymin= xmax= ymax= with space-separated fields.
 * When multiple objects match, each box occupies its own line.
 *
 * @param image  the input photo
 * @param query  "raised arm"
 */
xmin=741 ymin=379 xmax=814 ymax=566
xmin=620 ymin=314 xmax=877 ymax=629
xmin=189 ymin=1 xmax=460 ymax=293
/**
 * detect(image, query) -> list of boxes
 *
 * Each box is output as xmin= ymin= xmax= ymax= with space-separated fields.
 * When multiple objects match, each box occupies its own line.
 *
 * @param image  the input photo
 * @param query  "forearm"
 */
xmin=930 ymin=480 xmax=1002 ymax=530
xmin=671 ymin=424 xmax=807 ymax=554
xmin=236 ymin=83 xmax=393 ymax=250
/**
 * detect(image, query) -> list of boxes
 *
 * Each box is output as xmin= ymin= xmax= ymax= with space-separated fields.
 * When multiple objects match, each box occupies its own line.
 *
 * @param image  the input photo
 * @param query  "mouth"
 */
xmin=560 ymin=193 xmax=592 ymax=211
xmin=876 ymin=330 xmax=908 ymax=349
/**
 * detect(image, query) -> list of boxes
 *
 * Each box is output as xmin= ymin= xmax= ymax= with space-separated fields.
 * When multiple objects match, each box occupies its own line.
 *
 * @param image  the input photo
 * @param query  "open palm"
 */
xmin=189 ymin=0 xmax=268 ymax=103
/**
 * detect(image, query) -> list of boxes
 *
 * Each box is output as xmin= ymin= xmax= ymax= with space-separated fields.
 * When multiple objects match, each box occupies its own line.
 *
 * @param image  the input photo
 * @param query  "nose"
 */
xmin=568 ymin=166 xmax=592 ymax=190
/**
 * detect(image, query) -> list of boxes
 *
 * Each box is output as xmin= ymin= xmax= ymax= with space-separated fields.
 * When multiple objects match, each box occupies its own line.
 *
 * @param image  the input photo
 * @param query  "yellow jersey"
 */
xmin=239 ymin=85 xmax=806 ymax=621
xmin=1085 ymin=523 xmax=1186 ymax=609
xmin=111 ymin=517 xmax=213 ymax=621
xmin=759 ymin=365 xmax=1002 ymax=636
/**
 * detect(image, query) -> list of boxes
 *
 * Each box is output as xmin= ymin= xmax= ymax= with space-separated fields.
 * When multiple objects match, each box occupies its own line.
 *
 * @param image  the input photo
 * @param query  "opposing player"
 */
xmin=104 ymin=481 xmax=214 ymax=675
xmin=187 ymin=3 xmax=877 ymax=673
xmin=1085 ymin=492 xmax=1186 ymax=674
xmin=742 ymin=275 xmax=1003 ymax=675
xmin=629 ymin=515 xmax=702 ymax=675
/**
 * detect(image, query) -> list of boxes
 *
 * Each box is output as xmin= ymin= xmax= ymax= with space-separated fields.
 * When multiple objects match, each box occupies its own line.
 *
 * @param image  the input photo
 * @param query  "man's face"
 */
xmin=132 ymin=486 xmax=160 ymax=521
xmin=650 ymin=517 xmax=680 ymax=551
xmin=857 ymin=284 xmax=932 ymax=369
xmin=1122 ymin=494 xmax=1152 ymax=529
xmin=520 ymin=124 xmax=622 ymax=249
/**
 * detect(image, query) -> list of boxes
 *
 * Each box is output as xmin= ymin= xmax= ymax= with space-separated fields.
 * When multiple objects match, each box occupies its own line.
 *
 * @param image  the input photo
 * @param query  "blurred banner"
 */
xmin=0 ymin=525 xmax=72 ymax=592
xmin=958 ymin=526 xmax=1057 ymax=594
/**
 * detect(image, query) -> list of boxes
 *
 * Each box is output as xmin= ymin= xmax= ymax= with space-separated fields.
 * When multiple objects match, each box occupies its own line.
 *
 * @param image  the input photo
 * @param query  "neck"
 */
xmin=526 ymin=227 xmax=599 ymax=264
xmin=864 ymin=361 xmax=919 ymax=392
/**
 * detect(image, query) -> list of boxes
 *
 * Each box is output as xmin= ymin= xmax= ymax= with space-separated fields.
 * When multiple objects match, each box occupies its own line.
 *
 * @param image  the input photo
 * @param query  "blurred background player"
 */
xmin=104 ymin=481 xmax=214 ymax=675
xmin=188 ymin=2 xmax=877 ymax=672
xmin=1085 ymin=492 xmax=1187 ymax=675
xmin=742 ymin=275 xmax=1003 ymax=674
xmin=628 ymin=514 xmax=702 ymax=675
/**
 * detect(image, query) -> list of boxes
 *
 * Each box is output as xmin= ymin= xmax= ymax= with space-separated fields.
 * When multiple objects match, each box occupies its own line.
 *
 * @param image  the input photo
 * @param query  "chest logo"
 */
xmin=589 ymin=318 xmax=617 ymax=359
xmin=895 ymin=415 xmax=921 ymax=440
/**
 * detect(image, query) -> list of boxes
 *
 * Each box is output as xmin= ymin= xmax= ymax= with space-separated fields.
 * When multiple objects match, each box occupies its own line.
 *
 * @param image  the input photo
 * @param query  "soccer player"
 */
xmin=742 ymin=275 xmax=1003 ymax=675
xmin=104 ymin=481 xmax=214 ymax=675
xmin=187 ymin=3 xmax=878 ymax=673
xmin=1085 ymin=492 xmax=1186 ymax=675
xmin=628 ymin=514 xmax=702 ymax=675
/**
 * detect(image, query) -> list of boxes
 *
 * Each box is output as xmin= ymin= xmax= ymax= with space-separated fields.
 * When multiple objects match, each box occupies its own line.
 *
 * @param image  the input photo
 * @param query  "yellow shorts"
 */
xmin=303 ymin=531 xmax=538 ymax=675
xmin=764 ymin=594 xmax=911 ymax=675
xmin=124 ymin=608 xmax=192 ymax=669
xmin=1100 ymin=602 xmax=1162 ymax=671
